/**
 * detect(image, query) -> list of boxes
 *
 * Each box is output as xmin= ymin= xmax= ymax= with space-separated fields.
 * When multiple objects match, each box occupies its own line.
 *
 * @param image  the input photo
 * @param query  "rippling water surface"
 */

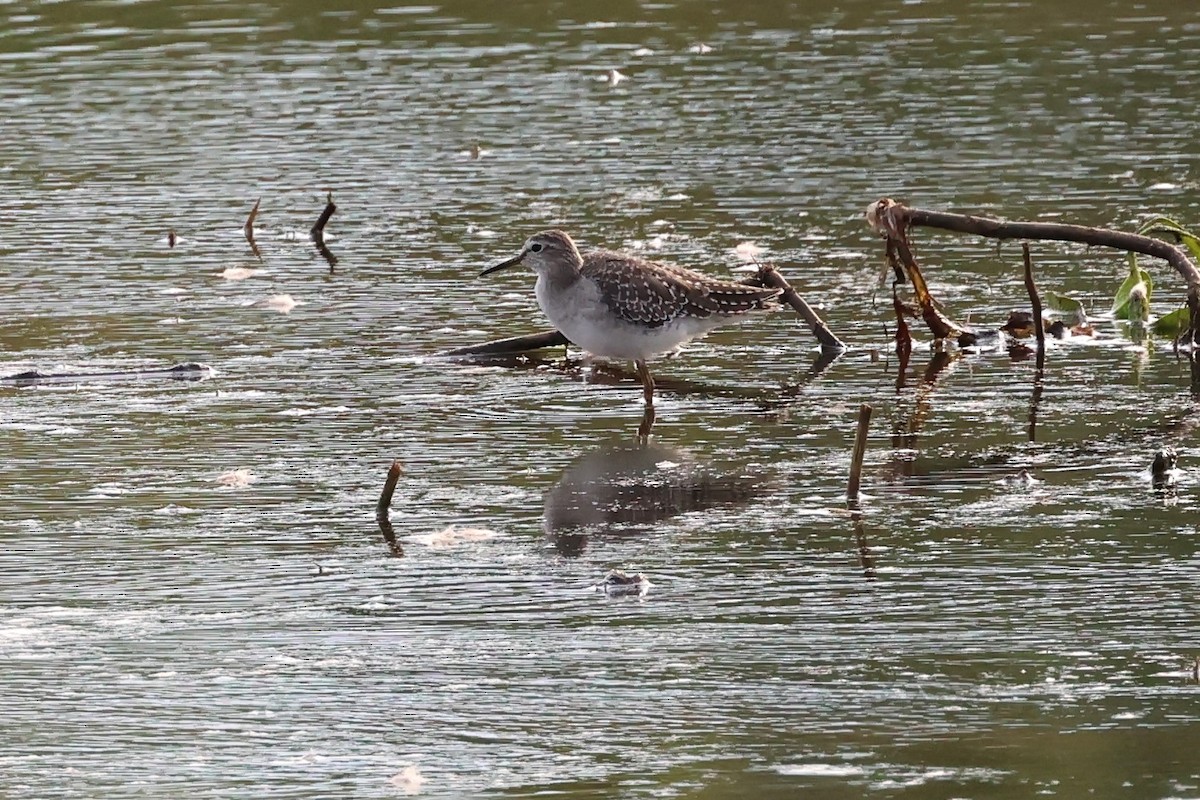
xmin=3 ymin=0 xmax=1199 ymax=797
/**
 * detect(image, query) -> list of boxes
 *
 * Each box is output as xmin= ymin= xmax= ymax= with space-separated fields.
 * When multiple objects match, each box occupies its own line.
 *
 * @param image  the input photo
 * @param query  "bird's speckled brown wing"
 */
xmin=582 ymin=251 xmax=780 ymax=328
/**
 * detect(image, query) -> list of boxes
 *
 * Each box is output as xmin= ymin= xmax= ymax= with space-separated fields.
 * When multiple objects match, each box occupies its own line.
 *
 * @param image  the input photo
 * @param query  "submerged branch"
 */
xmin=443 ymin=329 xmax=570 ymax=358
xmin=1 ymin=362 xmax=211 ymax=386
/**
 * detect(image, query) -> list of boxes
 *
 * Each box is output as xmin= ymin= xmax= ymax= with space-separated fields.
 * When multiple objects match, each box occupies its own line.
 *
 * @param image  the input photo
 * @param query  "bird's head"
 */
xmin=480 ymin=229 xmax=583 ymax=278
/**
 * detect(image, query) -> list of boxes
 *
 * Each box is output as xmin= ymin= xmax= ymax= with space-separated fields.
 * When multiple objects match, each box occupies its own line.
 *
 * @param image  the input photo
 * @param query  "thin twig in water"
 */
xmin=244 ymin=198 xmax=262 ymax=261
xmin=847 ymin=403 xmax=872 ymax=502
xmin=311 ymin=192 xmax=336 ymax=239
xmin=847 ymin=403 xmax=875 ymax=579
xmin=1021 ymin=242 xmax=1046 ymax=354
xmin=377 ymin=459 xmax=404 ymax=557
xmin=311 ymin=191 xmax=338 ymax=270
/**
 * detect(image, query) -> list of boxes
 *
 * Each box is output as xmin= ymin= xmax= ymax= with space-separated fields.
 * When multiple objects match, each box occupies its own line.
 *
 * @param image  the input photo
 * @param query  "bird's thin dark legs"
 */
xmin=634 ymin=359 xmax=656 ymax=441
xmin=634 ymin=359 xmax=655 ymax=407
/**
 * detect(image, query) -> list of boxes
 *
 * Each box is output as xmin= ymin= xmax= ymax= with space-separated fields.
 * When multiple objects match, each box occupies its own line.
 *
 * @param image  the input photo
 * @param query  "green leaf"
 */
xmin=1042 ymin=291 xmax=1089 ymax=326
xmin=1111 ymin=269 xmax=1152 ymax=321
xmin=1043 ymin=291 xmax=1082 ymax=314
xmin=1150 ymin=306 xmax=1192 ymax=339
xmin=1136 ymin=216 xmax=1200 ymax=262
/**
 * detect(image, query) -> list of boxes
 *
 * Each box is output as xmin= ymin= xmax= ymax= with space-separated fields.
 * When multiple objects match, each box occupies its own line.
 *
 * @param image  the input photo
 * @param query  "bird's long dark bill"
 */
xmin=479 ymin=253 xmax=524 ymax=277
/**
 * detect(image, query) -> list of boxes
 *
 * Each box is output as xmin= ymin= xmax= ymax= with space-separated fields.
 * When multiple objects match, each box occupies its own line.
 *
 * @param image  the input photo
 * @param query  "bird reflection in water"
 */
xmin=543 ymin=443 xmax=769 ymax=556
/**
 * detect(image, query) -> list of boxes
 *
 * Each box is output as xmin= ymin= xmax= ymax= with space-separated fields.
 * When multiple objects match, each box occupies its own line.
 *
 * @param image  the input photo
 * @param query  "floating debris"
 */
xmin=689 ymin=42 xmax=713 ymax=54
xmin=602 ymin=68 xmax=627 ymax=86
xmin=999 ymin=469 xmax=1040 ymax=488
xmin=254 ymin=294 xmax=299 ymax=314
xmin=594 ymin=569 xmax=652 ymax=597
xmin=214 ymin=469 xmax=257 ymax=489
xmin=413 ymin=526 xmax=500 ymax=548
xmin=388 ymin=765 xmax=426 ymax=795
xmin=733 ymin=240 xmax=765 ymax=260
xmin=221 ymin=266 xmax=260 ymax=281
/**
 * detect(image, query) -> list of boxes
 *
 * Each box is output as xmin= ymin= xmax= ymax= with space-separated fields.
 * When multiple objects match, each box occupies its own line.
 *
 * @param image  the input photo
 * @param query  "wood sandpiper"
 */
xmin=480 ymin=229 xmax=781 ymax=411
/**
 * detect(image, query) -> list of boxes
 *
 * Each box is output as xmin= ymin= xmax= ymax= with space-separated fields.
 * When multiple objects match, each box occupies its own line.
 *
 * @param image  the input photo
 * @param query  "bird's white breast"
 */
xmin=535 ymin=274 xmax=719 ymax=361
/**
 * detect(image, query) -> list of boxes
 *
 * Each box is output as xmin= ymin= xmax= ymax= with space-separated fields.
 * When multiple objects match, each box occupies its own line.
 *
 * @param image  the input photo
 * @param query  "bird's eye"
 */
xmin=529 ymin=242 xmax=544 ymax=253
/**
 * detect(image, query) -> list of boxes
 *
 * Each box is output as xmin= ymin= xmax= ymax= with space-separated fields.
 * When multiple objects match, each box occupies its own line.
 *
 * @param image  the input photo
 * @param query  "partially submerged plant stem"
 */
xmin=244 ymin=198 xmax=262 ymax=261
xmin=847 ymin=403 xmax=872 ymax=502
xmin=312 ymin=191 xmax=338 ymax=270
xmin=377 ymin=459 xmax=404 ymax=557
xmin=1021 ymin=242 xmax=1046 ymax=354
xmin=868 ymin=200 xmax=975 ymax=345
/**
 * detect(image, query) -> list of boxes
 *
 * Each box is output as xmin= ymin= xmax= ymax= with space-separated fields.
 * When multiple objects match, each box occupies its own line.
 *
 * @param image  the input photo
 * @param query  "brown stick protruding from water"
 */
xmin=312 ymin=191 xmax=338 ymax=269
xmin=377 ymin=459 xmax=404 ymax=556
xmin=868 ymin=201 xmax=976 ymax=345
xmin=312 ymin=192 xmax=336 ymax=240
xmin=847 ymin=403 xmax=873 ymax=502
xmin=867 ymin=197 xmax=1200 ymax=341
xmin=244 ymin=198 xmax=262 ymax=261
xmin=1021 ymin=242 xmax=1046 ymax=353
xmin=744 ymin=263 xmax=846 ymax=351
xmin=892 ymin=285 xmax=915 ymax=355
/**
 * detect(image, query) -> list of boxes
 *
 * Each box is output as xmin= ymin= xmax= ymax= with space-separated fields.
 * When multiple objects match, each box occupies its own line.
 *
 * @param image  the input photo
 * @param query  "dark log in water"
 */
xmin=0 ymin=362 xmax=212 ymax=386
xmin=443 ymin=329 xmax=570 ymax=358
